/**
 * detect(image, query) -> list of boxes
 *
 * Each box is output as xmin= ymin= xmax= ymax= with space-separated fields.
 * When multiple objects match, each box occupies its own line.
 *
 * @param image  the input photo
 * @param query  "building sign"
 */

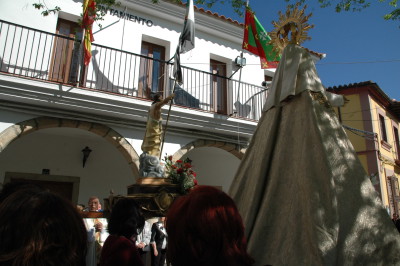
xmin=98 ymin=5 xmax=154 ymax=27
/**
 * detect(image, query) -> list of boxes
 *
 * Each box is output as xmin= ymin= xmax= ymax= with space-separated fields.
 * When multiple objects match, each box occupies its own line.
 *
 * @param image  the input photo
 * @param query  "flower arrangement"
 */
xmin=164 ymin=155 xmax=198 ymax=194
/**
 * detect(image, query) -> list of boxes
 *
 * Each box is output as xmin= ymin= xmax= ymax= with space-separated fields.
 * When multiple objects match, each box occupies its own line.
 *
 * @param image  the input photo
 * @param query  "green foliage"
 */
xmin=384 ymin=8 xmax=400 ymax=20
xmin=32 ymin=2 xmax=60 ymax=16
xmin=191 ymin=0 xmax=246 ymax=16
xmin=193 ymin=0 xmax=398 ymax=22
xmin=283 ymin=0 xmax=398 ymax=22
xmin=32 ymin=0 xmax=399 ymax=24
xmin=33 ymin=0 xmax=119 ymax=27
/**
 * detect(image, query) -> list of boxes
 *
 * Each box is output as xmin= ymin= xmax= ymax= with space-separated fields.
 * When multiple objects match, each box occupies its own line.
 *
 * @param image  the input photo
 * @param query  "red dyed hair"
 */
xmin=166 ymin=185 xmax=254 ymax=266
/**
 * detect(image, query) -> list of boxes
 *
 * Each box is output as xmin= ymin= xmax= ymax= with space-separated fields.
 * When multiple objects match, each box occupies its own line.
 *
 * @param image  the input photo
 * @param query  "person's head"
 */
xmin=166 ymin=185 xmax=254 ymax=266
xmin=152 ymin=93 xmax=162 ymax=104
xmin=0 ymin=186 xmax=87 ymax=266
xmin=0 ymin=180 xmax=40 ymax=203
xmin=88 ymin=196 xmax=100 ymax=212
xmin=107 ymin=198 xmax=145 ymax=239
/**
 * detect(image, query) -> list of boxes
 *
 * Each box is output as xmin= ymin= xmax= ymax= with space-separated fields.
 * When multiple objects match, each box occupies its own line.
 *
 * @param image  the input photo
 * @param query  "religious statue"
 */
xmin=139 ymin=93 xmax=175 ymax=178
xmin=229 ymin=4 xmax=400 ymax=265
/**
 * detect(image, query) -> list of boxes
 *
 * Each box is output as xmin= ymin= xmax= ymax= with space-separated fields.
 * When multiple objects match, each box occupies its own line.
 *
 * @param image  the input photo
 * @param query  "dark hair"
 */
xmin=0 ymin=180 xmax=41 ymax=203
xmin=166 ymin=185 xmax=254 ymax=266
xmin=152 ymin=93 xmax=161 ymax=104
xmin=107 ymin=198 xmax=145 ymax=239
xmin=0 ymin=187 xmax=87 ymax=266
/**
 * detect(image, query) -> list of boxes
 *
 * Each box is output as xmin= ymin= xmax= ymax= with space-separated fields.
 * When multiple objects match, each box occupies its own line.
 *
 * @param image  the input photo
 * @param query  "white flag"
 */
xmin=178 ymin=0 xmax=195 ymax=53
xmin=173 ymin=0 xmax=195 ymax=84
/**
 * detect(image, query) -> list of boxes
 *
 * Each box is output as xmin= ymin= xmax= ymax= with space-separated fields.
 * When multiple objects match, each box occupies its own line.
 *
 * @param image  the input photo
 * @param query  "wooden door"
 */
xmin=49 ymin=19 xmax=82 ymax=84
xmin=210 ymin=59 xmax=227 ymax=114
xmin=138 ymin=41 xmax=165 ymax=99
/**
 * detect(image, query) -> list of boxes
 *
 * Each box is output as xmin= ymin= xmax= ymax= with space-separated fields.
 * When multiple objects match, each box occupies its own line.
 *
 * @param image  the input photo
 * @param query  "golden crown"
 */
xmin=269 ymin=4 xmax=314 ymax=55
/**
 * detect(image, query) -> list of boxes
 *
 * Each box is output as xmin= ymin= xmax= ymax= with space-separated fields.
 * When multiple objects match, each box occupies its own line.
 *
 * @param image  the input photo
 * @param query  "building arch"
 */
xmin=172 ymin=139 xmax=246 ymax=161
xmin=0 ymin=116 xmax=140 ymax=176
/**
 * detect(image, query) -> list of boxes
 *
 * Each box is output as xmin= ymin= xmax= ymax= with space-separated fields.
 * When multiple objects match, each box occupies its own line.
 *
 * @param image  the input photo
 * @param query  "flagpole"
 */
xmin=159 ymin=73 xmax=177 ymax=160
xmin=159 ymin=0 xmax=195 ymax=159
xmin=120 ymin=6 xmax=127 ymax=50
xmin=235 ymin=0 xmax=249 ymax=105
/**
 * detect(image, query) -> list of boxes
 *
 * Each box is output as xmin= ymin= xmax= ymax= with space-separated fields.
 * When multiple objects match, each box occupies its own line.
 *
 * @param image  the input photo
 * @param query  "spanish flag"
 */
xmin=242 ymin=8 xmax=279 ymax=69
xmin=82 ymin=0 xmax=96 ymax=66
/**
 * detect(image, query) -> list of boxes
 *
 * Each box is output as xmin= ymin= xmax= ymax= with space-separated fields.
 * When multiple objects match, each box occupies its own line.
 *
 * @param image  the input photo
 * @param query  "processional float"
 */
xmin=229 ymin=4 xmax=400 ymax=265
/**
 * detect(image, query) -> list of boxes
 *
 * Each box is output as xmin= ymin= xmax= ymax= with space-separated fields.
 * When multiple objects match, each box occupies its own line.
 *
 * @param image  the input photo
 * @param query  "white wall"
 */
xmin=0 ymin=110 xmax=37 ymax=133
xmin=0 ymin=0 xmax=81 ymax=32
xmin=0 ymin=127 xmax=135 ymax=205
xmin=0 ymin=0 xmax=266 ymax=85
xmin=183 ymin=146 xmax=240 ymax=192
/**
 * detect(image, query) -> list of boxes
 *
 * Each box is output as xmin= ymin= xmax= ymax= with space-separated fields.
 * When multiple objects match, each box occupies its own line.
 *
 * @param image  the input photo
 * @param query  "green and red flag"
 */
xmin=82 ymin=0 xmax=96 ymax=66
xmin=242 ymin=8 xmax=280 ymax=69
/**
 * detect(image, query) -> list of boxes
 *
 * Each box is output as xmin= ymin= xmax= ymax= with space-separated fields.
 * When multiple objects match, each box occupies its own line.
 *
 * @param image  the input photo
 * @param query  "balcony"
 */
xmin=0 ymin=20 xmax=268 ymax=121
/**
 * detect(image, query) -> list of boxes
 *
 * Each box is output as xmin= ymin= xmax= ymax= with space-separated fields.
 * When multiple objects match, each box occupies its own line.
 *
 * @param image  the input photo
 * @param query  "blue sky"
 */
xmin=196 ymin=1 xmax=400 ymax=100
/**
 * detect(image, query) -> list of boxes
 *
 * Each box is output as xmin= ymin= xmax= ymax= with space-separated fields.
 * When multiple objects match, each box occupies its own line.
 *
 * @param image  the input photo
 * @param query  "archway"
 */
xmin=0 ymin=116 xmax=140 ymax=175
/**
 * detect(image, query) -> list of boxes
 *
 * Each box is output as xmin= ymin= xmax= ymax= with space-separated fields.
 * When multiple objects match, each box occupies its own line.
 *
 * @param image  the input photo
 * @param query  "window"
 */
xmin=50 ymin=19 xmax=82 ymax=84
xmin=264 ymin=75 xmax=272 ymax=82
xmin=387 ymin=176 xmax=400 ymax=218
xmin=138 ymin=41 xmax=166 ymax=99
xmin=394 ymin=127 xmax=400 ymax=159
xmin=379 ymin=114 xmax=388 ymax=142
xmin=210 ymin=59 xmax=227 ymax=114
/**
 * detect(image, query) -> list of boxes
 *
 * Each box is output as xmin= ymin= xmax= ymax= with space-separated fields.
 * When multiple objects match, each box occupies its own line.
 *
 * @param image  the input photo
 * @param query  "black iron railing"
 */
xmin=0 ymin=20 xmax=268 ymax=121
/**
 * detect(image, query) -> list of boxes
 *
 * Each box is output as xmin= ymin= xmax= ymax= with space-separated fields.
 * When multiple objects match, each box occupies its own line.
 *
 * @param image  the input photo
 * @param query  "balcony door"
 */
xmin=139 ymin=42 xmax=165 ymax=99
xmin=50 ymin=19 xmax=82 ymax=84
xmin=210 ymin=59 xmax=227 ymax=114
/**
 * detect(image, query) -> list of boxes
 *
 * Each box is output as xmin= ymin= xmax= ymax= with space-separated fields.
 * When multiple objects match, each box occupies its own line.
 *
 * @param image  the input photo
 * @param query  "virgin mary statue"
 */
xmin=229 ymin=7 xmax=400 ymax=266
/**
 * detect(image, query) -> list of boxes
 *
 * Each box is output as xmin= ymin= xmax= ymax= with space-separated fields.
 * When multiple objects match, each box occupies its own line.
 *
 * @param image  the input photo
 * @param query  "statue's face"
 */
xmin=153 ymin=94 xmax=162 ymax=103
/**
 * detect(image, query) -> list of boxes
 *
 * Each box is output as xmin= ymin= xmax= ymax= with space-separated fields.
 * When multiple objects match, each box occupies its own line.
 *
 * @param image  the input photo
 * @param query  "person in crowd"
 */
xmin=136 ymin=220 xmax=152 ymax=264
xmin=82 ymin=196 xmax=108 ymax=266
xmin=82 ymin=196 xmax=107 ymax=265
xmin=166 ymin=185 xmax=254 ymax=266
xmin=85 ymin=196 xmax=102 ymax=212
xmin=150 ymin=217 xmax=168 ymax=266
xmin=100 ymin=197 xmax=145 ymax=266
xmin=77 ymin=203 xmax=85 ymax=212
xmin=83 ymin=196 xmax=104 ymax=230
xmin=0 ymin=183 xmax=87 ymax=266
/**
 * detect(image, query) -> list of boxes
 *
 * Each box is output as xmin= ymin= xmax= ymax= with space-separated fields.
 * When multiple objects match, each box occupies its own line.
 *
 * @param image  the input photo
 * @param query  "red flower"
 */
xmin=192 ymin=172 xmax=197 ymax=177
xmin=194 ymin=179 xmax=198 ymax=185
xmin=184 ymin=163 xmax=191 ymax=169
xmin=168 ymin=156 xmax=173 ymax=161
xmin=176 ymin=160 xmax=183 ymax=163
xmin=177 ymin=168 xmax=183 ymax=174
xmin=171 ymin=165 xmax=177 ymax=169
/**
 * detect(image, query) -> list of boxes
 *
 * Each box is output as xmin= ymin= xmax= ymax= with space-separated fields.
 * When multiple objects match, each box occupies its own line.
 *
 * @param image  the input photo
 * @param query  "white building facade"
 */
xmin=0 ymin=0 xmax=271 ymax=205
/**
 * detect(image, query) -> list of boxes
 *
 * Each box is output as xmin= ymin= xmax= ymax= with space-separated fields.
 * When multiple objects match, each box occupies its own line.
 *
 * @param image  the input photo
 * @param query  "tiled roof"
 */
xmin=195 ymin=6 xmax=243 ymax=26
xmin=326 ymin=81 xmax=391 ymax=102
xmin=170 ymin=1 xmax=327 ymax=58
xmin=326 ymin=80 xmax=391 ymax=101
xmin=327 ymin=81 xmax=400 ymax=119
xmin=302 ymin=46 xmax=326 ymax=59
xmin=167 ymin=0 xmax=243 ymax=26
xmin=327 ymin=80 xmax=377 ymax=91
